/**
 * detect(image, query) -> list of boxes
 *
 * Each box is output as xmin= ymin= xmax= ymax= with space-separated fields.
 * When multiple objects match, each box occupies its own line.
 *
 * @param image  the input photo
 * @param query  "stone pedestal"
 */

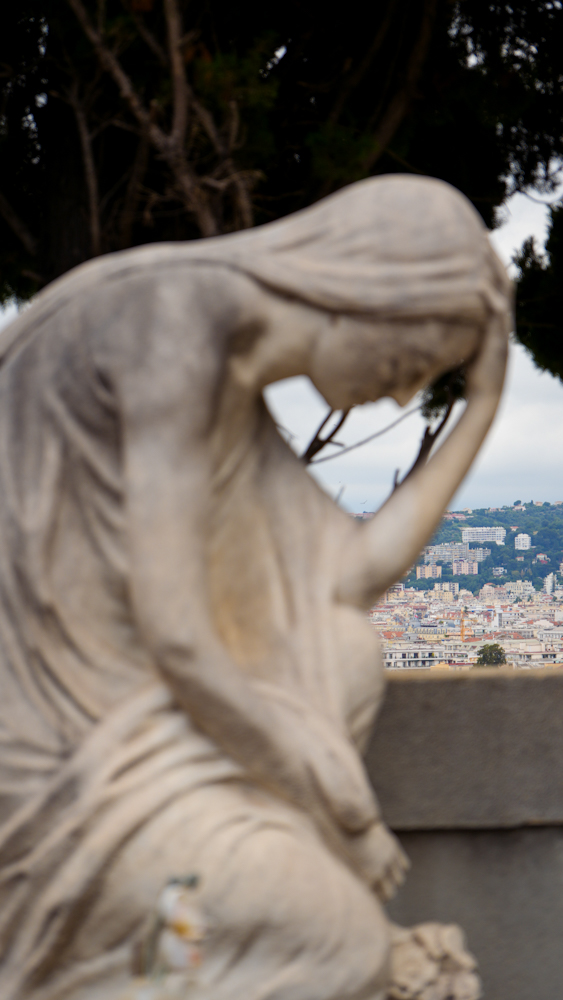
xmin=367 ymin=669 xmax=563 ymax=1000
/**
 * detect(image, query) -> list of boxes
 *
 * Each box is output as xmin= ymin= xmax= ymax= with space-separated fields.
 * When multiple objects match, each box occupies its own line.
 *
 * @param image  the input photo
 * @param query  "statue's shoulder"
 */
xmin=0 ymin=243 xmax=199 ymax=367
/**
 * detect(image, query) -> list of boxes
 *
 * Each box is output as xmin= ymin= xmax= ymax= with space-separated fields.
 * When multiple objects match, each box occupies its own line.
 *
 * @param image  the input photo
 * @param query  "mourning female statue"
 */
xmin=0 ymin=175 xmax=510 ymax=1000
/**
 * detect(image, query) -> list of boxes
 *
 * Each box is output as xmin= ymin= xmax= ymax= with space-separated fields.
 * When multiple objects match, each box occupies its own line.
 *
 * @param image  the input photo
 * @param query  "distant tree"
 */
xmin=475 ymin=643 xmax=506 ymax=667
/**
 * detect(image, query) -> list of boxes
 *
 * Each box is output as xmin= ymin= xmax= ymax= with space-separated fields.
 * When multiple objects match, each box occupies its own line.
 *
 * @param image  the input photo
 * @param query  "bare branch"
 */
xmin=0 ymin=191 xmax=38 ymax=255
xmin=191 ymin=96 xmax=225 ymax=156
xmin=66 ymin=0 xmax=156 ymax=140
xmin=311 ymin=406 xmax=419 ymax=464
xmin=163 ymin=0 xmax=189 ymax=146
xmin=96 ymin=0 xmax=106 ymax=32
xmin=303 ymin=410 xmax=350 ymax=464
xmin=127 ymin=6 xmax=168 ymax=66
xmin=21 ymin=269 xmax=46 ymax=284
xmin=396 ymin=399 xmax=454 ymax=489
xmin=227 ymin=99 xmax=240 ymax=153
xmin=65 ymin=0 xmax=219 ymax=237
xmin=328 ymin=0 xmax=398 ymax=126
xmin=119 ymin=133 xmax=149 ymax=246
xmin=173 ymin=169 xmax=218 ymax=235
xmin=363 ymin=0 xmax=437 ymax=170
xmin=67 ymin=84 xmax=101 ymax=255
xmin=231 ymin=175 xmax=254 ymax=229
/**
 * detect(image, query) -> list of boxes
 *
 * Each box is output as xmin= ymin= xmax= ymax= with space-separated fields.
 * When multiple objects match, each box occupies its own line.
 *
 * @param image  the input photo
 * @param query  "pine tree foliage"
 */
xmin=1 ymin=0 xmax=562 ymax=309
xmin=514 ymin=206 xmax=563 ymax=381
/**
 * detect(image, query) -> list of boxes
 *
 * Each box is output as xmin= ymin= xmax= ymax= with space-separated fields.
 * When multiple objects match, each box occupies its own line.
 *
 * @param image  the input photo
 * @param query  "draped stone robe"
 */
xmin=0 ymin=251 xmax=385 ymax=1000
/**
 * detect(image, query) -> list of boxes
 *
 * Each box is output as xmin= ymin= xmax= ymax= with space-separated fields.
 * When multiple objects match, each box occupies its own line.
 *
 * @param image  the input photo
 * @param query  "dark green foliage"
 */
xmin=2 ymin=1 xmax=563 ymax=303
xmin=421 ymin=367 xmax=467 ymax=422
xmin=475 ymin=643 xmax=506 ymax=666
xmin=514 ymin=205 xmax=563 ymax=381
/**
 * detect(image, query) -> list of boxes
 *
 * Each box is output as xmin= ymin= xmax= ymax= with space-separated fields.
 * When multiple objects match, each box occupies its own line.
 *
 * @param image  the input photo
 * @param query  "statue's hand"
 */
xmin=346 ymin=822 xmax=409 ymax=901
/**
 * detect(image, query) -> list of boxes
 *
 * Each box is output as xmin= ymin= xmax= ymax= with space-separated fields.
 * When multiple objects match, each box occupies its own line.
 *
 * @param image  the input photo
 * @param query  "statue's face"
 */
xmin=309 ymin=315 xmax=483 ymax=411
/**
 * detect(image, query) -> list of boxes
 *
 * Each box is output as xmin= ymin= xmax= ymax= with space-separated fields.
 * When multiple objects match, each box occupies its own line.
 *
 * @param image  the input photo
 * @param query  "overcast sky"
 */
xmin=1 ymin=182 xmax=562 ymax=513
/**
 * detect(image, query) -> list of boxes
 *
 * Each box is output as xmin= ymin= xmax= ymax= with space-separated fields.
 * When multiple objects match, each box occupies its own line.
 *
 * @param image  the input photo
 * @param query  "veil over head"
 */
xmin=185 ymin=173 xmax=511 ymax=323
xmin=0 ymin=174 xmax=511 ymax=369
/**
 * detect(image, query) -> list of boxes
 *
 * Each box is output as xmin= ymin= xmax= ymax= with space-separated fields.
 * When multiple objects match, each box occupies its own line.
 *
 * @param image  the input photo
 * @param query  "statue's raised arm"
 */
xmin=0 ymin=174 xmax=510 ymax=1000
xmin=338 ymin=307 xmax=509 ymax=608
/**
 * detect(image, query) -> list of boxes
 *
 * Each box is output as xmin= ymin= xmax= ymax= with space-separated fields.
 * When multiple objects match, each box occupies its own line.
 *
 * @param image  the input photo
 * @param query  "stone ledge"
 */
xmin=366 ymin=668 xmax=563 ymax=829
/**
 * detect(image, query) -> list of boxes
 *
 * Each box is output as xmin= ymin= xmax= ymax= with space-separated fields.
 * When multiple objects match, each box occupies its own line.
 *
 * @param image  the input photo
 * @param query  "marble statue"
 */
xmin=0 ymin=175 xmax=510 ymax=1000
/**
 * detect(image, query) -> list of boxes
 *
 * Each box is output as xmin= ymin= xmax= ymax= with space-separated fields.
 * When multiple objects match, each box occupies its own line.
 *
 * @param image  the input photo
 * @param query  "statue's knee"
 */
xmin=202 ymin=825 xmax=391 ymax=995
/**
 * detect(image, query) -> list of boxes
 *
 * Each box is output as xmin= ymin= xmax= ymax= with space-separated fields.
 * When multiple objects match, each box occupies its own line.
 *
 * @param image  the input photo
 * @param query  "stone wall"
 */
xmin=366 ymin=669 xmax=563 ymax=1000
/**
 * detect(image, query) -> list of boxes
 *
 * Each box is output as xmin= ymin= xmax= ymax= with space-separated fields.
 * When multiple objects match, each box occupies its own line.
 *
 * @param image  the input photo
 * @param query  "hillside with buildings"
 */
xmin=404 ymin=501 xmax=563 ymax=594
xmin=361 ymin=501 xmax=563 ymax=672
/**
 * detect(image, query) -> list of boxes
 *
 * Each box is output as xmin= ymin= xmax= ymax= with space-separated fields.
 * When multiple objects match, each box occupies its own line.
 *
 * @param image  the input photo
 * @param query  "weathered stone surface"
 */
xmin=388 ymin=827 xmax=563 ymax=1000
xmin=367 ymin=669 xmax=563 ymax=829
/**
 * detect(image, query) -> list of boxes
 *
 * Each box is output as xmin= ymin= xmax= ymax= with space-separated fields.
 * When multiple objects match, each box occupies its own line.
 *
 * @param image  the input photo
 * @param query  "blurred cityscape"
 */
xmin=362 ymin=501 xmax=563 ymax=670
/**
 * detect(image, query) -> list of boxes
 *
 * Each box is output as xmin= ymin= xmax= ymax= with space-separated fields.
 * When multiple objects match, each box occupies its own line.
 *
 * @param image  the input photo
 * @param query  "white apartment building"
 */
xmin=515 ymin=533 xmax=531 ymax=550
xmin=462 ymin=526 xmax=506 ymax=545
xmin=383 ymin=643 xmax=442 ymax=669
xmin=494 ymin=610 xmax=520 ymax=628
xmin=505 ymin=580 xmax=535 ymax=596
xmin=434 ymin=582 xmax=460 ymax=594
xmin=511 ymin=647 xmax=559 ymax=667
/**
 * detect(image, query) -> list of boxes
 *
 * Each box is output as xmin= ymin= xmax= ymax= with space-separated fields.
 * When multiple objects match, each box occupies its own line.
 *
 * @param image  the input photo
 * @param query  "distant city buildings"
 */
xmin=434 ymin=582 xmax=459 ymax=594
xmin=515 ymin=533 xmax=531 ymax=550
xmin=416 ymin=564 xmax=442 ymax=579
xmin=424 ymin=543 xmax=490 ymax=564
xmin=470 ymin=548 xmax=491 ymax=562
xmin=492 ymin=567 xmax=507 ymax=576
xmin=453 ymin=559 xmax=478 ymax=575
xmin=372 ymin=572 xmax=563 ymax=673
xmin=462 ymin=526 xmax=506 ymax=545
xmin=505 ymin=580 xmax=535 ymax=596
xmin=425 ymin=542 xmax=469 ymax=563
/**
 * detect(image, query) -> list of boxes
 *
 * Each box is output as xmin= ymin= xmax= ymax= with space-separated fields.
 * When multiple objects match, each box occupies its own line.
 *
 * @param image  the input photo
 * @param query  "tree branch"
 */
xmin=163 ymin=0 xmax=189 ymax=146
xmin=310 ymin=405 xmax=419 ymax=464
xmin=67 ymin=84 xmax=102 ymax=255
xmin=119 ymin=132 xmax=149 ymax=246
xmin=65 ymin=0 xmax=219 ymax=236
xmin=302 ymin=410 xmax=350 ymax=464
xmin=328 ymin=0 xmax=398 ymax=126
xmin=363 ymin=0 xmax=437 ymax=170
xmin=127 ymin=6 xmax=168 ymax=66
xmin=191 ymin=95 xmax=225 ymax=156
xmin=0 ymin=190 xmax=38 ymax=255
xmin=231 ymin=174 xmax=254 ymax=229
xmin=66 ymin=0 xmax=157 ymax=141
xmin=227 ymin=99 xmax=240 ymax=153
xmin=395 ymin=397 xmax=454 ymax=490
